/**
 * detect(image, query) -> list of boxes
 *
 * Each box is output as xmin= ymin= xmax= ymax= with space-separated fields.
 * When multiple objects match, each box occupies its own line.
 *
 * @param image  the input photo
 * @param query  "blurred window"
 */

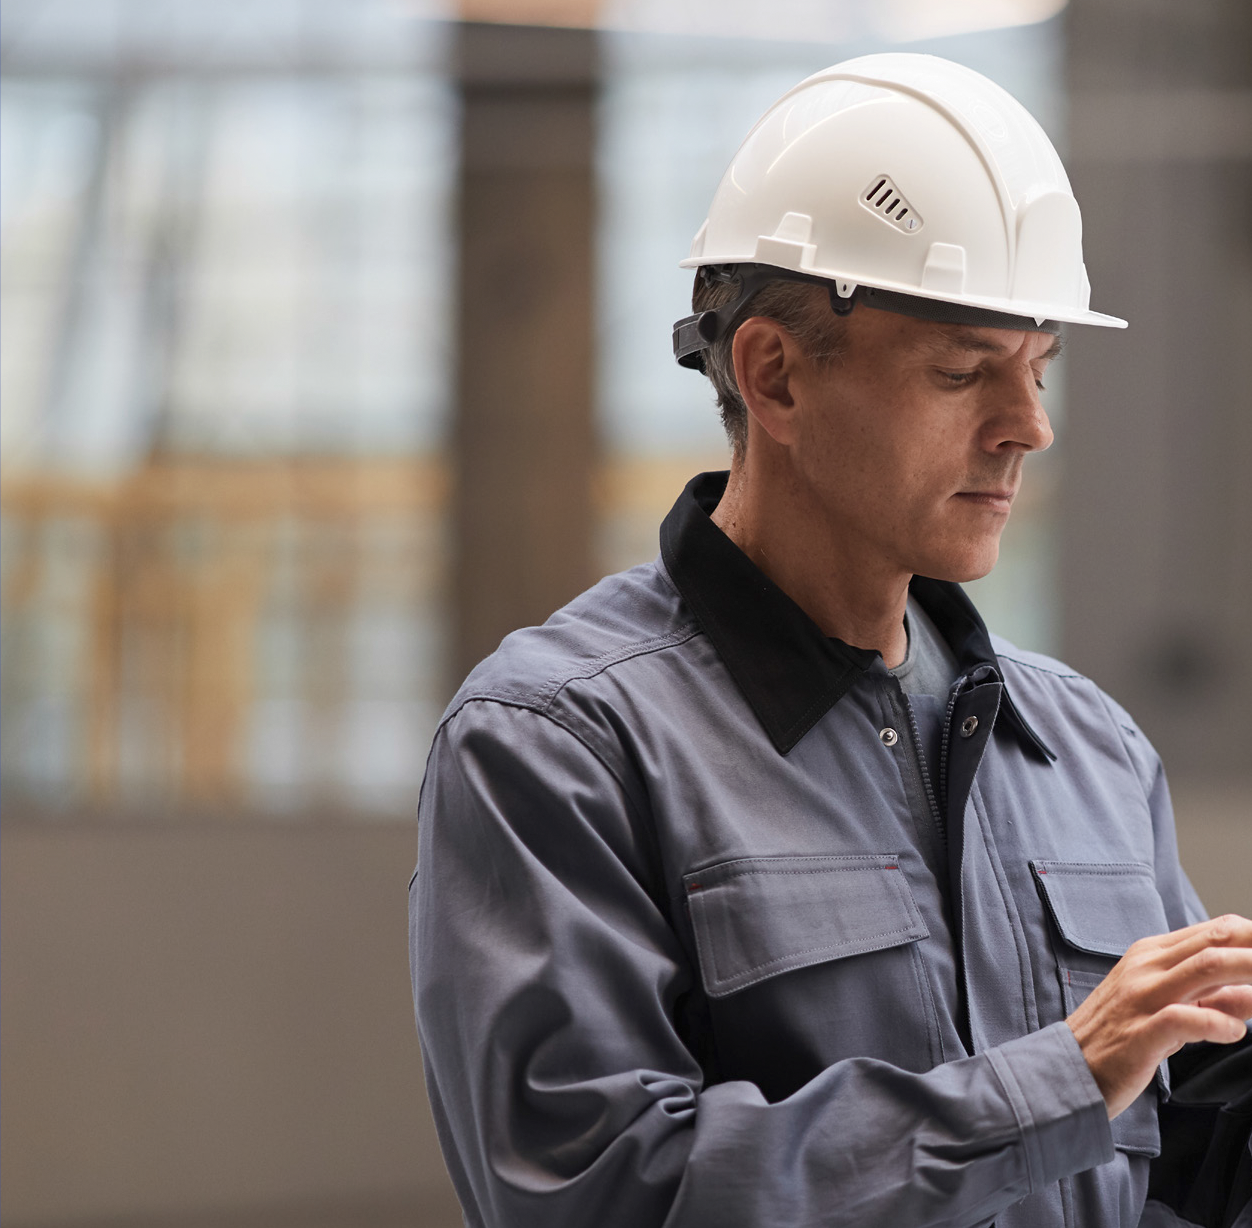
xmin=1 ymin=3 xmax=455 ymax=819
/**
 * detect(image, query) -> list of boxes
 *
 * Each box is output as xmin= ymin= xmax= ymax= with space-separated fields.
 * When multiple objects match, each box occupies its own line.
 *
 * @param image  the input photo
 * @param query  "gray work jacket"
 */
xmin=410 ymin=471 xmax=1206 ymax=1228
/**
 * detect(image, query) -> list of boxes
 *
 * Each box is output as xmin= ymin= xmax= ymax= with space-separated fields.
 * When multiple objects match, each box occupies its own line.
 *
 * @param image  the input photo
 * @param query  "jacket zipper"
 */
xmin=937 ymin=681 xmax=961 ymax=816
xmin=940 ymin=680 xmax=976 ymax=1053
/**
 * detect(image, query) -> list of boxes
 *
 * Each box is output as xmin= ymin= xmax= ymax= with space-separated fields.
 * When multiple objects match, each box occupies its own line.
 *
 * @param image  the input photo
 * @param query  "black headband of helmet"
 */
xmin=672 ymin=263 xmax=1060 ymax=372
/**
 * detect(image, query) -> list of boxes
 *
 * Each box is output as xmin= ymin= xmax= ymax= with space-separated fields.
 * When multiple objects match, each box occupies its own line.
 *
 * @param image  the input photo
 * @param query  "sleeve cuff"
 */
xmin=986 ymin=1020 xmax=1115 ymax=1192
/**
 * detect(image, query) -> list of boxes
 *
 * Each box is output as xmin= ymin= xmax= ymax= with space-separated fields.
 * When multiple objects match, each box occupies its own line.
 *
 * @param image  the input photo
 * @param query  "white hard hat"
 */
xmin=674 ymin=53 xmax=1125 ymax=370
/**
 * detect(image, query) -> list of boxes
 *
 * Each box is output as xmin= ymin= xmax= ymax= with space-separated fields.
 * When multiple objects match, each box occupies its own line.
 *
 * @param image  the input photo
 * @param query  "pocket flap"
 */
xmin=1031 ymin=860 xmax=1169 ymax=957
xmin=683 ymin=854 xmax=928 ymax=998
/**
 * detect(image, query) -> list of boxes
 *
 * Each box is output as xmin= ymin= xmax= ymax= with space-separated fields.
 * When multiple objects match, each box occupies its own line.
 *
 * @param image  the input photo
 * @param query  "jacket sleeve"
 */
xmin=410 ymin=699 xmax=1113 ymax=1228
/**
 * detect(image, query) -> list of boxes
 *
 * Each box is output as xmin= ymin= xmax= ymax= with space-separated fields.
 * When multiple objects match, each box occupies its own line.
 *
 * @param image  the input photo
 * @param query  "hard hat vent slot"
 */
xmin=861 ymin=174 xmax=922 ymax=234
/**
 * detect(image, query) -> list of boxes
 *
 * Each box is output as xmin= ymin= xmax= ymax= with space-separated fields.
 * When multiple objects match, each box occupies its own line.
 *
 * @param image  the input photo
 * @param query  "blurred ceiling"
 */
xmin=0 ymin=0 xmax=1070 ymax=72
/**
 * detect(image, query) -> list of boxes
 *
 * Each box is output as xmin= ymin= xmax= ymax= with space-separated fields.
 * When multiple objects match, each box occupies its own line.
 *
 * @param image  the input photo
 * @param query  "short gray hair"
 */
xmin=692 ymin=269 xmax=848 ymax=458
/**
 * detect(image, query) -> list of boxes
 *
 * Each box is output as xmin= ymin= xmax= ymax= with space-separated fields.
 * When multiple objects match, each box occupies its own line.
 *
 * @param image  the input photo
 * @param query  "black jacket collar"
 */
xmin=660 ymin=471 xmax=1055 ymax=760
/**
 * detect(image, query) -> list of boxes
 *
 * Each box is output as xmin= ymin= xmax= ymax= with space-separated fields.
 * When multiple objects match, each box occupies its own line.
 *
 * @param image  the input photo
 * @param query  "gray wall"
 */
xmin=0 ymin=822 xmax=460 ymax=1228
xmin=1062 ymin=0 xmax=1252 ymax=781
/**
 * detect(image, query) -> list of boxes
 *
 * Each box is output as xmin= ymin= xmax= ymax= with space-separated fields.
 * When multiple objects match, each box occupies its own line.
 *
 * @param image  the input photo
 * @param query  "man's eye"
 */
xmin=940 ymin=370 xmax=978 ymax=386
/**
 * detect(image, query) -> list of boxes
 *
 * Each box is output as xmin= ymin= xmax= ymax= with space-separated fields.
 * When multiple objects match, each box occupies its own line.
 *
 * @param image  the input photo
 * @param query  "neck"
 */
xmin=710 ymin=461 xmax=911 ymax=668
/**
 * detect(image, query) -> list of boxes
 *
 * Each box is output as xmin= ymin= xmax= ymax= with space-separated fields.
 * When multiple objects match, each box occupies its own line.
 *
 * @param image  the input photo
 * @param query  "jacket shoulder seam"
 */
xmin=544 ymin=624 xmax=703 ymax=702
xmin=996 ymin=652 xmax=1083 ymax=681
xmin=455 ymin=623 xmax=703 ymax=713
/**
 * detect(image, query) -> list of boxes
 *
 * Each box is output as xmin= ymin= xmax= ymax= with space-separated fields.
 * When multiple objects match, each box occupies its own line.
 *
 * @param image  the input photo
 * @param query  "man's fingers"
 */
xmin=1148 ymin=914 xmax=1252 ymax=966
xmin=1193 ymin=984 xmax=1252 ymax=1019
xmin=1149 ymin=1003 xmax=1249 ymax=1050
xmin=1163 ymin=946 xmax=1252 ymax=1003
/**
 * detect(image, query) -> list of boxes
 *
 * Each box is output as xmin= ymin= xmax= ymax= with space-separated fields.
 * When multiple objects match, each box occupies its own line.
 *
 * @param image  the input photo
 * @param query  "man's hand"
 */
xmin=1066 ymin=914 xmax=1252 ymax=1119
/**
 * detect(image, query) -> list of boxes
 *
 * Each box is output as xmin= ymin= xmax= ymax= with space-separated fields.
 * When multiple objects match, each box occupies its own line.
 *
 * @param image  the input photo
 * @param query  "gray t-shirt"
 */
xmin=890 ymin=596 xmax=960 ymax=786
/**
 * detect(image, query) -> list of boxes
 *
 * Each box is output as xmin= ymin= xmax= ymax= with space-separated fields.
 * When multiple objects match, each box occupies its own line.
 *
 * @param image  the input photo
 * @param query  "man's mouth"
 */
xmin=953 ymin=489 xmax=1015 ymax=512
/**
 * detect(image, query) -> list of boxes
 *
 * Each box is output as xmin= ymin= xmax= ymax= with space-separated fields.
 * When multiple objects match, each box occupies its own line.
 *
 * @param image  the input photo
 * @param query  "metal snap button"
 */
xmin=879 ymin=727 xmax=899 ymax=746
xmin=960 ymin=715 xmax=979 ymax=737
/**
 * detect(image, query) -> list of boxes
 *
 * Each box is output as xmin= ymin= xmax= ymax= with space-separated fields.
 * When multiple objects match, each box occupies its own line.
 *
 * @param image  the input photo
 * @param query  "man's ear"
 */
xmin=732 ymin=317 xmax=803 ymax=446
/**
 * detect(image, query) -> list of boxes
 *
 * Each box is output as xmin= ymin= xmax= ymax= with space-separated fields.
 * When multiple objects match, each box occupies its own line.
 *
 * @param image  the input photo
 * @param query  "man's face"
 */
xmin=787 ymin=306 xmax=1059 ymax=584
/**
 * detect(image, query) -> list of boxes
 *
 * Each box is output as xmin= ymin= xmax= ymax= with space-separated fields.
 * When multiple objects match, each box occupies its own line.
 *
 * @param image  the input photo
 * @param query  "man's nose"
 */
xmin=987 ymin=374 xmax=1054 ymax=454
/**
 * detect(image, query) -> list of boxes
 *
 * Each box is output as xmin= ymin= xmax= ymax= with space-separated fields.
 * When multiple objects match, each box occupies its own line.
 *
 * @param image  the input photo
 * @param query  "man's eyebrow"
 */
xmin=921 ymin=328 xmax=1066 ymax=361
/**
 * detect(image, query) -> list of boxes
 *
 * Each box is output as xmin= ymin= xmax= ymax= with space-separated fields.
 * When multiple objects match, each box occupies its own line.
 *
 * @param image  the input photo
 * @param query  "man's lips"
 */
xmin=953 ymin=489 xmax=1016 ymax=512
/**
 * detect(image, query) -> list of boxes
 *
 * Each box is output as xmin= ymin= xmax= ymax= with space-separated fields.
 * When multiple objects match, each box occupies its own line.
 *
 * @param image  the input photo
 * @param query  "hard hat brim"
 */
xmin=678 ymin=258 xmax=1127 ymax=330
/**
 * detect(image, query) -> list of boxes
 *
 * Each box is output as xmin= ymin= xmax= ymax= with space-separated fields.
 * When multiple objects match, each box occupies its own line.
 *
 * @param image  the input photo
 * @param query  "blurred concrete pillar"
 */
xmin=1062 ymin=0 xmax=1252 ymax=778
xmin=451 ymin=22 xmax=598 ymax=687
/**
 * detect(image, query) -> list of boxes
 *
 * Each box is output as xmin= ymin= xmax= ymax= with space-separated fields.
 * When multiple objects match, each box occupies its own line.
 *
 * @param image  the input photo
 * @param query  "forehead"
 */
xmin=911 ymin=321 xmax=1065 ymax=362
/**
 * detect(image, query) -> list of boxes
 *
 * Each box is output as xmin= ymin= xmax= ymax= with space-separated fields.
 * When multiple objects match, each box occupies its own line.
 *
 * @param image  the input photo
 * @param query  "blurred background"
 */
xmin=1 ymin=0 xmax=1248 ymax=1224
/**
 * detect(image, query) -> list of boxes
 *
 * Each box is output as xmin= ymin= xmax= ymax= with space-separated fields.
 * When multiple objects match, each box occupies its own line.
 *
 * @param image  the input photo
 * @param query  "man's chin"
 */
xmin=918 ymin=545 xmax=1000 ymax=585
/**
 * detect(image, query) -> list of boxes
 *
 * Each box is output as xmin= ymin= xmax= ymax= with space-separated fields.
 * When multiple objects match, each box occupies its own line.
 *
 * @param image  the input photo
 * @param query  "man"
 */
xmin=411 ymin=54 xmax=1252 ymax=1226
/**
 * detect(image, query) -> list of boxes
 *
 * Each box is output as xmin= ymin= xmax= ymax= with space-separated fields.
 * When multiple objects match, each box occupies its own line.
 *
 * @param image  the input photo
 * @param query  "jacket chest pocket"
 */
xmin=1031 ymin=859 xmax=1171 ymax=1157
xmin=682 ymin=854 xmax=938 ymax=1093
